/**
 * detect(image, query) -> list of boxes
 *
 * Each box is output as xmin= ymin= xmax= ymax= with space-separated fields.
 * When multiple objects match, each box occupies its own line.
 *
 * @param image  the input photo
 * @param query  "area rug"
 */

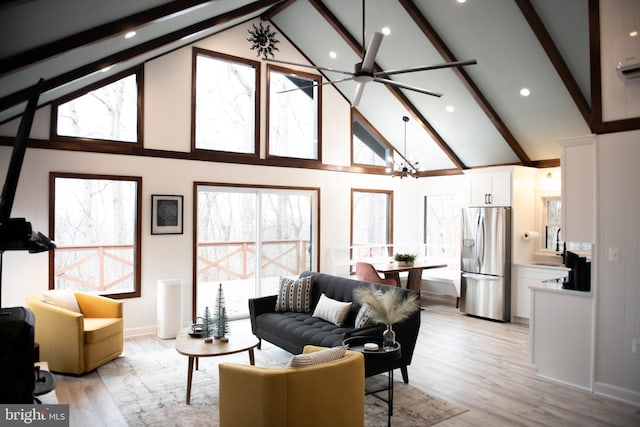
xmin=97 ymin=340 xmax=466 ymax=426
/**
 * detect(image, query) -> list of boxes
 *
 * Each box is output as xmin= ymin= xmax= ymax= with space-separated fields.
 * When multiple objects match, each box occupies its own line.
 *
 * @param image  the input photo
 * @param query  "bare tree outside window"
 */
xmin=56 ymin=74 xmax=138 ymax=142
xmin=51 ymin=174 xmax=141 ymax=298
xmin=268 ymin=66 xmax=320 ymax=159
xmin=351 ymin=190 xmax=393 ymax=264
xmin=196 ymin=185 xmax=317 ymax=318
xmin=194 ymin=51 xmax=257 ymax=153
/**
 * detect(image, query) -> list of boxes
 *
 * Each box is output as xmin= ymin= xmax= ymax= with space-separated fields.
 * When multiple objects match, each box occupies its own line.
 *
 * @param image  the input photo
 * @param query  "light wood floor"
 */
xmin=47 ymin=302 xmax=640 ymax=426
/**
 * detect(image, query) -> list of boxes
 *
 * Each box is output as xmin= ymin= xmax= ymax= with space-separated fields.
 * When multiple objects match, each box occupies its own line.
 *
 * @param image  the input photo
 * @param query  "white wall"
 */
xmin=591 ymin=0 xmax=640 ymax=405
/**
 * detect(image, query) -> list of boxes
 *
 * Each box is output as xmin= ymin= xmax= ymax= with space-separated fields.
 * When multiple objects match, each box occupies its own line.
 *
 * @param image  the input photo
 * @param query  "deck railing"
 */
xmin=54 ymin=244 xmax=134 ymax=292
xmin=197 ymin=239 xmax=311 ymax=280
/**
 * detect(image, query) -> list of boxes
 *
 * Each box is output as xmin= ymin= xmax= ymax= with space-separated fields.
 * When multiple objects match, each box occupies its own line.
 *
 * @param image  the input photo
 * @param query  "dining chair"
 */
xmin=355 ymin=262 xmax=399 ymax=287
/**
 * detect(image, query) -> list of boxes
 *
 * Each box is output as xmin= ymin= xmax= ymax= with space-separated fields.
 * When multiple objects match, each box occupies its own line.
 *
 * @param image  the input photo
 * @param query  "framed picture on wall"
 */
xmin=151 ymin=194 xmax=183 ymax=235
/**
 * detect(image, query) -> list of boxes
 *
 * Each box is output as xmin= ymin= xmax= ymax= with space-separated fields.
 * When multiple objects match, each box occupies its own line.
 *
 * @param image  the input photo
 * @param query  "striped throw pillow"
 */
xmin=286 ymin=346 xmax=347 ymax=368
xmin=275 ymin=275 xmax=313 ymax=313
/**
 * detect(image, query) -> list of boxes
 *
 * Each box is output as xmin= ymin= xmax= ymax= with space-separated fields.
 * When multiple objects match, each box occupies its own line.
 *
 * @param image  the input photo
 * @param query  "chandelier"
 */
xmin=387 ymin=116 xmax=419 ymax=178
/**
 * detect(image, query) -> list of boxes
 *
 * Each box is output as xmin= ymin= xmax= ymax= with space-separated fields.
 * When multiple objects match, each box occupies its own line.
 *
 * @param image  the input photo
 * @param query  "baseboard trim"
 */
xmin=124 ymin=325 xmax=156 ymax=338
xmin=594 ymin=381 xmax=640 ymax=407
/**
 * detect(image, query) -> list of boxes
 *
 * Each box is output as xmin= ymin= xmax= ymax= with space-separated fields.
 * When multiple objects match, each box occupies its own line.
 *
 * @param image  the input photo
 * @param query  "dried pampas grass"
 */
xmin=353 ymin=285 xmax=420 ymax=325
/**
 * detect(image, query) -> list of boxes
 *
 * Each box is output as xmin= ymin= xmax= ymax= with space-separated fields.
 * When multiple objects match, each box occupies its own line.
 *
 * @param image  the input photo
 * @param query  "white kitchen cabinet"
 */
xmin=560 ymin=136 xmax=595 ymax=242
xmin=512 ymin=265 xmax=569 ymax=321
xmin=470 ymin=173 xmax=511 ymax=206
xmin=530 ymin=286 xmax=593 ymax=390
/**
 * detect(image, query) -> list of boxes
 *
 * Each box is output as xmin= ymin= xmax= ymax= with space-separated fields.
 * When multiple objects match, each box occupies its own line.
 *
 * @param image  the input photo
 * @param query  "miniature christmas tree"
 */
xmin=202 ymin=306 xmax=215 ymax=338
xmin=213 ymin=283 xmax=230 ymax=341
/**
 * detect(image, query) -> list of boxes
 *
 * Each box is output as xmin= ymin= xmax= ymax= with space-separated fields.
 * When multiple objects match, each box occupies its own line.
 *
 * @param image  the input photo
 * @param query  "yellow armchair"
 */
xmin=25 ymin=291 xmax=123 ymax=375
xmin=219 ymin=345 xmax=365 ymax=427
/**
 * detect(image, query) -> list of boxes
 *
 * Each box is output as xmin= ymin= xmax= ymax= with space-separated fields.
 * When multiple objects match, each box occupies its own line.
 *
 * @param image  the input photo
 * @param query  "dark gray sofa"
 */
xmin=248 ymin=271 xmax=421 ymax=383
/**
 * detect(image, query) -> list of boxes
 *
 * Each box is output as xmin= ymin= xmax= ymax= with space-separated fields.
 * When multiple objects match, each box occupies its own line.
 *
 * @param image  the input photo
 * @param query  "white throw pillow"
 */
xmin=286 ymin=346 xmax=347 ymax=368
xmin=41 ymin=289 xmax=81 ymax=313
xmin=312 ymin=293 xmax=352 ymax=326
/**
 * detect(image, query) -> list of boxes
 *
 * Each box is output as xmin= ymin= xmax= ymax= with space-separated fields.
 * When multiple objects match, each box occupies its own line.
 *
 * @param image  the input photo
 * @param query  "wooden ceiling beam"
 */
xmin=308 ymin=0 xmax=466 ymax=171
xmin=0 ymin=0 xmax=213 ymax=76
xmin=399 ymin=0 xmax=530 ymax=165
xmin=0 ymin=0 xmax=283 ymax=114
xmin=515 ymin=0 xmax=591 ymax=125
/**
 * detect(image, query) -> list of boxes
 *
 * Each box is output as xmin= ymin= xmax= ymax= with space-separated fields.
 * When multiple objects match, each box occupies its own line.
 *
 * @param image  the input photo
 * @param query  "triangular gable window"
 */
xmin=52 ymin=69 xmax=141 ymax=143
xmin=352 ymin=113 xmax=389 ymax=167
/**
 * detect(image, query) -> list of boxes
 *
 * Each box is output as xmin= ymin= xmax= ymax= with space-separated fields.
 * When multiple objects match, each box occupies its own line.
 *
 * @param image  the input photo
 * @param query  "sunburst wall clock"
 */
xmin=247 ymin=22 xmax=280 ymax=59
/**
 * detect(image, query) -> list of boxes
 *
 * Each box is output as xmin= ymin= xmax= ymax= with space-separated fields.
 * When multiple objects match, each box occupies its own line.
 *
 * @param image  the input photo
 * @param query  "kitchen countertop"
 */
xmin=514 ymin=262 xmax=570 ymax=271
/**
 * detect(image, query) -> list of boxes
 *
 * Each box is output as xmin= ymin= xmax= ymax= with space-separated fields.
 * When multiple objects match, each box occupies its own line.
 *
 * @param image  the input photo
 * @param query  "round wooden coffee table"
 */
xmin=175 ymin=327 xmax=260 ymax=404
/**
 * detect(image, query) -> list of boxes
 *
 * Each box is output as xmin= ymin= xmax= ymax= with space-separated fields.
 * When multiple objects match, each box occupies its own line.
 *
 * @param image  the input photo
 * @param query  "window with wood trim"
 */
xmin=267 ymin=64 xmax=321 ymax=160
xmin=350 ymin=189 xmax=393 ymax=267
xmin=193 ymin=48 xmax=259 ymax=154
xmin=51 ymin=68 xmax=142 ymax=144
xmin=50 ymin=173 xmax=142 ymax=299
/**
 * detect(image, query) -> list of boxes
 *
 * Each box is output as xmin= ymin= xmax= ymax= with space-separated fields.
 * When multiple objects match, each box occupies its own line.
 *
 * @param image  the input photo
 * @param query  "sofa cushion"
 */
xmin=255 ymin=312 xmax=352 ymax=353
xmin=41 ymin=289 xmax=81 ymax=313
xmin=312 ymin=293 xmax=352 ymax=326
xmin=83 ymin=318 xmax=123 ymax=344
xmin=286 ymin=346 xmax=346 ymax=367
xmin=275 ymin=276 xmax=313 ymax=313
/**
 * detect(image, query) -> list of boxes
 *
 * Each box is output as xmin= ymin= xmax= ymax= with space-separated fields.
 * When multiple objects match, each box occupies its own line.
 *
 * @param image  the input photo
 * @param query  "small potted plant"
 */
xmin=394 ymin=253 xmax=416 ymax=266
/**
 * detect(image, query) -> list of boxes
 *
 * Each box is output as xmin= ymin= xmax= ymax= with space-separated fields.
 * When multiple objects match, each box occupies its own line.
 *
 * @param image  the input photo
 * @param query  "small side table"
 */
xmin=343 ymin=336 xmax=401 ymax=427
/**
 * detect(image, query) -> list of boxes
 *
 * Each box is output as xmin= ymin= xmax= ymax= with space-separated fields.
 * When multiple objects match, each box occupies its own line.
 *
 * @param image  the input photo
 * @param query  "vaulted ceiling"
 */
xmin=0 ymin=0 xmax=596 ymax=174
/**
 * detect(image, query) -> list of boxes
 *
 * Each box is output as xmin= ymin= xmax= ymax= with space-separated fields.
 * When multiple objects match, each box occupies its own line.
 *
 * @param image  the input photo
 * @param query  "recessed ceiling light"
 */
xmin=381 ymin=27 xmax=391 ymax=36
xmin=329 ymin=51 xmax=337 ymax=59
xmin=457 ymin=0 xmax=467 ymax=3
xmin=445 ymin=105 xmax=455 ymax=112
xmin=520 ymin=88 xmax=530 ymax=97
xmin=125 ymin=31 xmax=136 ymax=39
xmin=630 ymin=30 xmax=638 ymax=37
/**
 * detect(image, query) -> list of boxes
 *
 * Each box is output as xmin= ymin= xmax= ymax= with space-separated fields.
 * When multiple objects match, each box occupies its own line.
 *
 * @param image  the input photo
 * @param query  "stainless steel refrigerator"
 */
xmin=460 ymin=207 xmax=511 ymax=321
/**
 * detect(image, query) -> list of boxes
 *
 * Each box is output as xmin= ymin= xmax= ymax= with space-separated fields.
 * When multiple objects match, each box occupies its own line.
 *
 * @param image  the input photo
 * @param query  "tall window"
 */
xmin=50 ymin=173 xmax=142 ymax=298
xmin=193 ymin=48 xmax=259 ymax=154
xmin=351 ymin=189 xmax=393 ymax=266
xmin=424 ymin=195 xmax=462 ymax=265
xmin=352 ymin=111 xmax=389 ymax=168
xmin=267 ymin=64 xmax=321 ymax=160
xmin=52 ymin=69 xmax=141 ymax=143
xmin=195 ymin=184 xmax=318 ymax=318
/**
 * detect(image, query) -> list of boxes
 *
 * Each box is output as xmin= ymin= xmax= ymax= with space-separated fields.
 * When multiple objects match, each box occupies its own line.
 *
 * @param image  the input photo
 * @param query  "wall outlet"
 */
xmin=633 ymin=338 xmax=640 ymax=354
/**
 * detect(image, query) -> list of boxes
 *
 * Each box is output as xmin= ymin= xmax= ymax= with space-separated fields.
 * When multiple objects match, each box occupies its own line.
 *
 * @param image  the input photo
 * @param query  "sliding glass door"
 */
xmin=195 ymin=185 xmax=317 ymax=319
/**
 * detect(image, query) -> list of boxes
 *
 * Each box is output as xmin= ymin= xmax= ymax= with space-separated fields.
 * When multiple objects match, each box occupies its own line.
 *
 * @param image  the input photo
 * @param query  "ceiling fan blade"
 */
xmin=361 ymin=32 xmax=384 ymax=71
xmin=265 ymin=58 xmax=354 ymax=77
xmin=353 ymin=81 xmax=366 ymax=106
xmin=374 ymin=77 xmax=443 ymax=97
xmin=376 ymin=59 xmax=477 ymax=77
xmin=276 ymin=77 xmax=355 ymax=94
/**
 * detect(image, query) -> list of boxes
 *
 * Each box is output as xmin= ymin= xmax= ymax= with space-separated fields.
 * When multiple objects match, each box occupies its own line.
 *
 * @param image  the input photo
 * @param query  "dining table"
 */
xmin=374 ymin=261 xmax=447 ymax=292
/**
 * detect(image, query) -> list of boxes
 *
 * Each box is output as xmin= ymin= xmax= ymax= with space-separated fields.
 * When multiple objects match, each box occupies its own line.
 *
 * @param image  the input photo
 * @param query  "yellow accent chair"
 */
xmin=219 ymin=345 xmax=365 ymax=427
xmin=25 ymin=290 xmax=123 ymax=375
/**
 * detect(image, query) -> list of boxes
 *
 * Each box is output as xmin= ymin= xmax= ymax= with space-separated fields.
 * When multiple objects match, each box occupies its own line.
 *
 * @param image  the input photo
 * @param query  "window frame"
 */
xmin=49 ymin=172 xmax=143 ymax=299
xmin=266 ymin=63 xmax=322 ymax=163
xmin=50 ymin=66 xmax=144 ymax=146
xmin=350 ymin=188 xmax=394 ymax=270
xmin=191 ymin=48 xmax=261 ymax=158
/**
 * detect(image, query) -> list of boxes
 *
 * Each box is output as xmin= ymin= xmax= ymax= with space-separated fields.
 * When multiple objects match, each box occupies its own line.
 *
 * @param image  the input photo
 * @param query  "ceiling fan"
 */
xmin=267 ymin=0 xmax=477 ymax=106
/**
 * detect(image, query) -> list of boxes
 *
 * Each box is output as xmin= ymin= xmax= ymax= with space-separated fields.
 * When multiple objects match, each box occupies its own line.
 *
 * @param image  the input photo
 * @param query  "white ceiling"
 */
xmin=0 ymin=0 xmax=595 ymax=174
